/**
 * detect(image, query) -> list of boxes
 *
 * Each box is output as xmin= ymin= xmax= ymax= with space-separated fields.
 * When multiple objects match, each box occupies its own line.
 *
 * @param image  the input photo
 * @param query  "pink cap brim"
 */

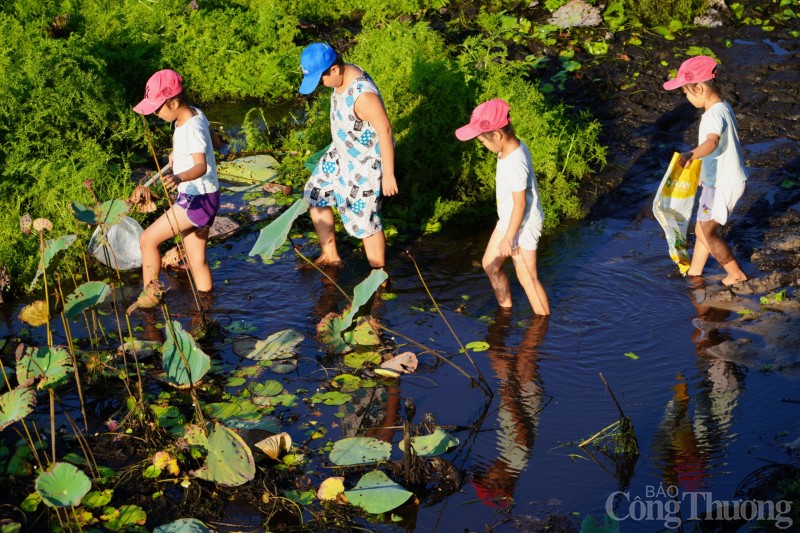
xmin=455 ymin=123 xmax=482 ymax=141
xmin=132 ymin=97 xmax=167 ymax=115
xmin=663 ymin=77 xmax=685 ymax=91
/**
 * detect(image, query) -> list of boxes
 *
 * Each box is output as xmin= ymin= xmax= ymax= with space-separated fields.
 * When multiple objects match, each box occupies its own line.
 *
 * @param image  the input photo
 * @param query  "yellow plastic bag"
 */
xmin=652 ymin=153 xmax=701 ymax=274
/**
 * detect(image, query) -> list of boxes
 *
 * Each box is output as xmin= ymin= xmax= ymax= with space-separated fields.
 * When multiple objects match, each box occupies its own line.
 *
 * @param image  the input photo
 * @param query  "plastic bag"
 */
xmin=652 ymin=153 xmax=702 ymax=274
xmin=87 ymin=216 xmax=144 ymax=270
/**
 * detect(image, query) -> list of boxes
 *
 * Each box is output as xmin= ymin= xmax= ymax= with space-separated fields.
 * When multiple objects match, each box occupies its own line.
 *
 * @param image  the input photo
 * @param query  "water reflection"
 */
xmin=652 ymin=280 xmax=744 ymax=493
xmin=471 ymin=310 xmax=548 ymax=508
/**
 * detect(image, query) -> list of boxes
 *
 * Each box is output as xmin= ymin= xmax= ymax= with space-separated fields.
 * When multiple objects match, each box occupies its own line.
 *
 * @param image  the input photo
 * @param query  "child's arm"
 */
xmin=499 ymin=190 xmax=526 ymax=257
xmin=354 ymin=93 xmax=398 ymax=196
xmin=163 ymin=152 xmax=207 ymax=191
xmin=679 ymin=132 xmax=720 ymax=167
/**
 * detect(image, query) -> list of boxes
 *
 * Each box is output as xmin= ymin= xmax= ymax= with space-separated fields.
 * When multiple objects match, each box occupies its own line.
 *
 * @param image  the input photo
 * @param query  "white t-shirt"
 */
xmin=496 ymin=140 xmax=543 ymax=233
xmin=698 ymin=101 xmax=747 ymax=188
xmin=172 ymin=107 xmax=219 ymax=195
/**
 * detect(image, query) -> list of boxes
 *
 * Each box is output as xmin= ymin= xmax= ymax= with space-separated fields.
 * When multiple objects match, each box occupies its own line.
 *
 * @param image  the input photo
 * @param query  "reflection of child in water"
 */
xmin=471 ymin=310 xmax=549 ymax=507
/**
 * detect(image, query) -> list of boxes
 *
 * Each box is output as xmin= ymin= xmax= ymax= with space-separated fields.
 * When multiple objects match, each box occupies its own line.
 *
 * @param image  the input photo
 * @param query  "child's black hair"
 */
xmin=686 ymin=77 xmax=724 ymax=101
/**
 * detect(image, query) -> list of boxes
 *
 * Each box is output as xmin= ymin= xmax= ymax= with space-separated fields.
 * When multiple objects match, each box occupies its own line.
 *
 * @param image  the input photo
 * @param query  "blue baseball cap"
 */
xmin=299 ymin=43 xmax=338 ymax=95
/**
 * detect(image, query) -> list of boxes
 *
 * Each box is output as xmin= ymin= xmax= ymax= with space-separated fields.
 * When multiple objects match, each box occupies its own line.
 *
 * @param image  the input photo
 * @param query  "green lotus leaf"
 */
xmin=249 ymin=198 xmax=309 ymax=262
xmin=343 ymin=350 xmax=381 ymax=370
xmin=344 ymin=470 xmax=413 ymax=515
xmin=268 ymin=359 xmax=298 ymax=374
xmin=340 ymin=269 xmax=388 ymax=331
xmin=102 ymin=504 xmax=146 ymax=531
xmin=162 ymin=321 xmax=211 ymax=387
xmin=192 ymin=423 xmax=255 ymax=487
xmin=217 ymin=154 xmax=279 ymax=184
xmin=35 ymin=462 xmax=91 ymax=507
xmin=465 ymin=341 xmax=490 ymax=352
xmin=81 ymin=489 xmax=113 ymax=508
xmin=153 ymin=518 xmax=214 ymax=533
xmin=16 ymin=346 xmax=73 ymax=390
xmin=282 ymin=489 xmax=315 ymax=505
xmin=331 ymin=374 xmax=362 ymax=393
xmin=318 ymin=313 xmax=352 ymax=354
xmin=29 ymin=235 xmax=77 ymax=291
xmin=151 ymin=404 xmax=187 ymax=429
xmin=222 ymin=416 xmax=281 ymax=433
xmin=243 ymin=329 xmax=304 ymax=361
xmin=71 ymin=202 xmax=97 ymax=225
xmin=311 ymin=391 xmax=352 ymax=406
xmin=398 ymin=428 xmax=459 ymax=457
xmin=97 ymin=199 xmax=129 ymax=226
xmin=247 ymin=380 xmax=283 ymax=397
xmin=329 ymin=437 xmax=391 ymax=466
xmin=64 ymin=281 xmax=111 ymax=320
xmin=348 ymin=318 xmax=381 ymax=346
xmin=203 ymin=399 xmax=260 ymax=421
xmin=0 ymin=386 xmax=36 ymax=431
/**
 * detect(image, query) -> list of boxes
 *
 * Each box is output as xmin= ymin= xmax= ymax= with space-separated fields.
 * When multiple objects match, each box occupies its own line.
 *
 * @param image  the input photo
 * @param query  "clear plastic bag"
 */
xmin=87 ymin=216 xmax=144 ymax=270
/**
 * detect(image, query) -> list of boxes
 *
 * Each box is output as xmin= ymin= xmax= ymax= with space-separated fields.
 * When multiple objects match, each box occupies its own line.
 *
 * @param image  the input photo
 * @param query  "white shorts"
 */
xmin=496 ymin=218 xmax=543 ymax=251
xmin=696 ymin=181 xmax=745 ymax=225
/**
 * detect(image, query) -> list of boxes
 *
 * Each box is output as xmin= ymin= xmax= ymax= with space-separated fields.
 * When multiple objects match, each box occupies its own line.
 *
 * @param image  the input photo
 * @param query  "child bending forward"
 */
xmin=456 ymin=99 xmax=550 ymax=315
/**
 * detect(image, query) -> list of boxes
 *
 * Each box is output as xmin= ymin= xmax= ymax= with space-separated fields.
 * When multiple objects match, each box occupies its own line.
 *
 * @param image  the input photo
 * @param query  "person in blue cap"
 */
xmin=298 ymin=42 xmax=398 ymax=268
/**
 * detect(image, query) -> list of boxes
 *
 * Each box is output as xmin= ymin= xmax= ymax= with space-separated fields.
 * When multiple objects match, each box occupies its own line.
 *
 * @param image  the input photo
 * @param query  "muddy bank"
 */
xmin=558 ymin=17 xmax=800 ymax=376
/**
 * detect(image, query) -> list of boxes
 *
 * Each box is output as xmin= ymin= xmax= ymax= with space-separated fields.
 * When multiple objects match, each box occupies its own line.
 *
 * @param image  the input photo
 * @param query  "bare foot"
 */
xmin=314 ymin=254 xmax=341 ymax=267
xmin=722 ymin=275 xmax=747 ymax=286
xmin=686 ymin=269 xmax=703 ymax=277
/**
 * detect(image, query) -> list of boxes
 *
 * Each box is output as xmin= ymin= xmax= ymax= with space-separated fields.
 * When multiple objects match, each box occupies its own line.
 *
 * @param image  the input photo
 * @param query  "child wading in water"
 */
xmin=298 ymin=42 xmax=398 ymax=268
xmin=131 ymin=69 xmax=220 ymax=307
xmin=456 ymin=99 xmax=550 ymax=315
xmin=664 ymin=56 xmax=748 ymax=285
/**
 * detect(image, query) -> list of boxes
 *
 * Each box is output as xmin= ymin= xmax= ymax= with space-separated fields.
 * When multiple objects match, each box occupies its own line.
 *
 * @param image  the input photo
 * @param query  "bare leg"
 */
xmin=482 ymin=229 xmax=512 ymax=308
xmin=139 ymin=206 xmax=194 ymax=288
xmin=696 ymin=220 xmax=747 ymax=285
xmin=309 ymin=206 xmax=341 ymax=265
xmin=362 ymin=230 xmax=386 ymax=268
xmin=687 ymin=221 xmax=711 ymax=276
xmin=511 ymin=248 xmax=550 ymax=315
xmin=182 ymin=226 xmax=212 ymax=291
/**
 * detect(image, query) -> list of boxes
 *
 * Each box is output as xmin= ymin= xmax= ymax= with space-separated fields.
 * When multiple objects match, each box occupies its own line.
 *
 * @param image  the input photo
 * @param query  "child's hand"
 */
xmin=679 ymin=151 xmax=693 ymax=168
xmin=161 ymin=173 xmax=181 ymax=192
xmin=498 ymin=239 xmax=517 ymax=258
xmin=382 ymin=174 xmax=398 ymax=196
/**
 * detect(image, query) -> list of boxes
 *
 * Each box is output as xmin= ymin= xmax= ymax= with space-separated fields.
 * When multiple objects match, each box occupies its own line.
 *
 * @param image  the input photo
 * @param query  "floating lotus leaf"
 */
xmin=81 ymin=489 xmax=113 ymax=508
xmin=151 ymin=404 xmax=187 ymax=429
xmin=203 ymin=398 xmax=260 ymax=421
xmin=317 ymin=476 xmax=346 ymax=501
xmin=29 ymin=234 xmax=77 ymax=291
xmin=16 ymin=346 xmax=72 ymax=390
xmin=254 ymin=432 xmax=292 ymax=460
xmin=465 ymin=341 xmax=490 ymax=352
xmin=249 ymin=199 xmax=309 ymax=262
xmin=317 ymin=313 xmax=352 ymax=354
xmin=223 ymin=416 xmax=281 ymax=433
xmin=183 ymin=424 xmax=208 ymax=447
xmin=340 ymin=269 xmax=388 ymax=331
xmin=380 ymin=352 xmax=418 ymax=375
xmin=19 ymin=300 xmax=50 ymax=327
xmin=329 ymin=437 xmax=391 ymax=466
xmin=161 ymin=321 xmax=210 ymax=387
xmin=63 ymin=281 xmax=111 ymax=320
xmin=283 ymin=489 xmax=315 ymax=505
xmin=398 ymin=428 xmax=459 ymax=457
xmin=0 ymin=386 xmax=36 ymax=430
xmin=102 ymin=504 xmax=147 ymax=531
xmin=331 ymin=374 xmax=362 ymax=393
xmin=269 ymin=359 xmax=298 ymax=374
xmin=247 ymin=380 xmax=283 ymax=397
xmin=35 ymin=462 xmax=91 ymax=507
xmin=192 ymin=423 xmax=255 ymax=487
xmin=347 ymin=317 xmax=382 ymax=346
xmin=311 ymin=391 xmax=352 ymax=406
xmin=217 ymin=154 xmax=279 ymax=183
xmin=343 ymin=350 xmax=381 ymax=370
xmin=243 ymin=329 xmax=304 ymax=361
xmin=153 ymin=518 xmax=214 ymax=533
xmin=344 ymin=470 xmax=413 ymax=515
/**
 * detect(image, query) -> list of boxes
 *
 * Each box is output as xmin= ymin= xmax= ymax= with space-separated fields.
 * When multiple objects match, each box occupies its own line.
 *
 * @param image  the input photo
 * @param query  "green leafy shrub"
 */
xmin=622 ymin=0 xmax=709 ymax=26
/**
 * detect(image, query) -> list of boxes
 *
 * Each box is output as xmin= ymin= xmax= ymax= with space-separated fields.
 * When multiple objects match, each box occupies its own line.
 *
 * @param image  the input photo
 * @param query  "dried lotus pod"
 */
xmin=126 ymin=280 xmax=166 ymax=315
xmin=20 ymin=213 xmax=32 ymax=235
xmin=161 ymin=247 xmax=184 ymax=269
xmin=254 ymin=432 xmax=292 ymax=460
xmin=128 ymin=184 xmax=159 ymax=213
xmin=32 ymin=218 xmax=53 ymax=232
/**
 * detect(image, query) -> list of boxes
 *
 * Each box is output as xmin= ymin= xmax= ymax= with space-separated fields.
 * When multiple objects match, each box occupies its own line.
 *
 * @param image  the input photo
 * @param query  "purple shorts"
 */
xmin=175 ymin=191 xmax=220 ymax=229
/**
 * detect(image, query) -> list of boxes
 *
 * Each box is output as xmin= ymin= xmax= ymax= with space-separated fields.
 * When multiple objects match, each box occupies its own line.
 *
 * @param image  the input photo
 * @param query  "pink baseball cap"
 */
xmin=133 ymin=69 xmax=183 ymax=115
xmin=455 ymin=99 xmax=511 ymax=141
xmin=663 ymin=56 xmax=718 ymax=90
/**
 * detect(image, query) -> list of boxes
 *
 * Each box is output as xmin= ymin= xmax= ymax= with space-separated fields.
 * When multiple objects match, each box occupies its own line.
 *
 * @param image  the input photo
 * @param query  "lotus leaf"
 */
xmin=283 ymin=489 xmax=315 ymax=505
xmin=217 ymin=155 xmax=279 ymax=183
xmin=248 ymin=380 xmax=283 ymax=397
xmin=254 ymin=432 xmax=292 ymax=460
xmin=380 ymin=352 xmax=418 ymax=375
xmin=102 ymin=504 xmax=146 ymax=531
xmin=317 ymin=313 xmax=352 ymax=354
xmin=343 ymin=350 xmax=381 ymax=370
xmin=398 ymin=428 xmax=459 ymax=457
xmin=29 ymin=235 xmax=77 ymax=291
xmin=331 ymin=374 xmax=362 ymax=393
xmin=203 ymin=399 xmax=260 ymax=421
xmin=183 ymin=424 xmax=208 ymax=447
xmin=340 ymin=269 xmax=388 ymax=331
xmin=243 ymin=329 xmax=304 ymax=361
xmin=20 ymin=492 xmax=41 ymax=512
xmin=82 ymin=489 xmax=113 ymax=508
xmin=153 ymin=518 xmax=213 ymax=533
xmin=249 ymin=198 xmax=309 ymax=262
xmin=0 ymin=386 xmax=36 ymax=431
xmin=344 ymin=470 xmax=413 ymax=515
xmin=19 ymin=300 xmax=50 ymax=327
xmin=329 ymin=437 xmax=391 ymax=466
xmin=347 ymin=317 xmax=382 ymax=346
xmin=64 ymin=281 xmax=111 ymax=320
xmin=151 ymin=404 xmax=187 ymax=429
xmin=311 ymin=391 xmax=352 ymax=406
xmin=317 ymin=476 xmax=345 ymax=501
xmin=268 ymin=359 xmax=298 ymax=374
xmin=161 ymin=321 xmax=211 ymax=387
xmin=153 ymin=451 xmax=180 ymax=475
xmin=192 ymin=423 xmax=255 ymax=486
xmin=16 ymin=346 xmax=72 ymax=389
xmin=465 ymin=341 xmax=490 ymax=352
xmin=35 ymin=462 xmax=91 ymax=507
xmin=222 ymin=415 xmax=281 ymax=433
